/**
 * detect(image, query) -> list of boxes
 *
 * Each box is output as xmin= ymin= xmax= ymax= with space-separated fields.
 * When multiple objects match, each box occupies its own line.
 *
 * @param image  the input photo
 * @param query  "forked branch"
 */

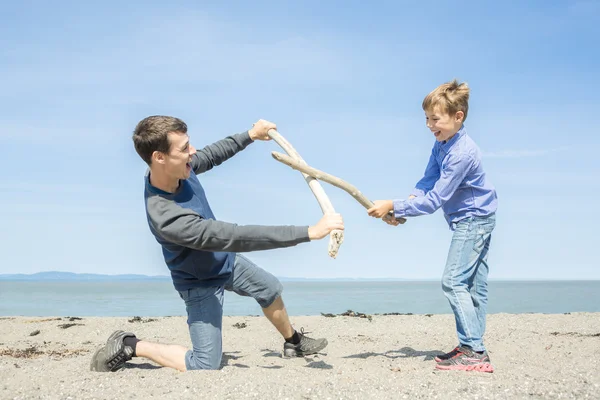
xmin=266 ymin=129 xmax=344 ymax=258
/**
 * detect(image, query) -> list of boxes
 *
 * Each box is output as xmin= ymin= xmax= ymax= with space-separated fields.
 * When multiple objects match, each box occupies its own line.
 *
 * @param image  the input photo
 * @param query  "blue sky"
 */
xmin=1 ymin=0 xmax=599 ymax=280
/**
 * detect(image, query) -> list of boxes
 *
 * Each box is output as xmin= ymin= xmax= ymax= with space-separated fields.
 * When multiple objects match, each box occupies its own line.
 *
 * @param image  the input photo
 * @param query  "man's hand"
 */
xmin=248 ymin=119 xmax=276 ymax=141
xmin=308 ymin=213 xmax=344 ymax=240
xmin=367 ymin=200 xmax=393 ymax=218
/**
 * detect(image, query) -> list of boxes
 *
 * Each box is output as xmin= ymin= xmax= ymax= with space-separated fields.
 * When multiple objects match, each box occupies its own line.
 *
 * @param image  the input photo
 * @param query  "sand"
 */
xmin=1 ymin=313 xmax=599 ymax=399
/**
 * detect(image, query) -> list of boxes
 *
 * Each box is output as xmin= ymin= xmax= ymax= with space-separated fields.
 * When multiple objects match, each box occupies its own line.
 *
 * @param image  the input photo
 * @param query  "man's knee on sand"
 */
xmin=185 ymin=349 xmax=222 ymax=371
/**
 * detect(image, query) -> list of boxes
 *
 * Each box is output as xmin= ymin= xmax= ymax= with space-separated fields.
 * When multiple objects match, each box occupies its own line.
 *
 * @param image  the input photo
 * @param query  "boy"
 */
xmin=90 ymin=116 xmax=344 ymax=372
xmin=367 ymin=80 xmax=498 ymax=372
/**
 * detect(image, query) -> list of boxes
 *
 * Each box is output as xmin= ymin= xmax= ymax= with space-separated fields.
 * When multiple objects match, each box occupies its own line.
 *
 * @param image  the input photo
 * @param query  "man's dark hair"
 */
xmin=132 ymin=116 xmax=188 ymax=165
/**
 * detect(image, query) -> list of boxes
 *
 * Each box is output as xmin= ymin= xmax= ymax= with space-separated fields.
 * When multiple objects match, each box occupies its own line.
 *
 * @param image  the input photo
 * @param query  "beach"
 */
xmin=1 ymin=313 xmax=599 ymax=399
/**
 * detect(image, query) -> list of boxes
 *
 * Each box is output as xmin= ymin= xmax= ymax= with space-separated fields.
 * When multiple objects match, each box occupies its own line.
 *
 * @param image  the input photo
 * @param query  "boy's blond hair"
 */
xmin=422 ymin=79 xmax=470 ymax=122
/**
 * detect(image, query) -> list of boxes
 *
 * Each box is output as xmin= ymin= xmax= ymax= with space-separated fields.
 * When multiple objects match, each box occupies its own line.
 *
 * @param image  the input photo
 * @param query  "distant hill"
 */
xmin=0 ymin=271 xmax=410 ymax=282
xmin=0 ymin=271 xmax=170 ymax=281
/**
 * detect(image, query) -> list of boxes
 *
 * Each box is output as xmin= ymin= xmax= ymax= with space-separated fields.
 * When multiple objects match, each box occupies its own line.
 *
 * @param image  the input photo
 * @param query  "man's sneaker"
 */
xmin=283 ymin=328 xmax=328 ymax=357
xmin=435 ymin=346 xmax=494 ymax=373
xmin=90 ymin=330 xmax=136 ymax=372
xmin=434 ymin=346 xmax=461 ymax=362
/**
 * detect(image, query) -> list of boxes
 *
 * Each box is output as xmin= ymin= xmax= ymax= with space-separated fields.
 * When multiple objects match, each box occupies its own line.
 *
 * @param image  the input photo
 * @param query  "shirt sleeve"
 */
xmin=147 ymin=196 xmax=310 ymax=252
xmin=393 ymin=153 xmax=474 ymax=218
xmin=191 ymin=132 xmax=254 ymax=174
xmin=410 ymin=149 xmax=440 ymax=197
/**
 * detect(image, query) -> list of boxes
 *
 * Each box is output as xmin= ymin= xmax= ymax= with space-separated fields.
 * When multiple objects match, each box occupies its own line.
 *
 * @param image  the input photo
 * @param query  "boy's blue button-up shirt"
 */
xmin=393 ymin=125 xmax=497 ymax=229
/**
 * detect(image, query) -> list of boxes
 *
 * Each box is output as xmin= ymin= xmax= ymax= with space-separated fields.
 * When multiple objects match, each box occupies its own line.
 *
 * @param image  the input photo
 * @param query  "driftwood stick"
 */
xmin=271 ymin=151 xmax=407 ymax=224
xmin=266 ymin=129 xmax=344 ymax=258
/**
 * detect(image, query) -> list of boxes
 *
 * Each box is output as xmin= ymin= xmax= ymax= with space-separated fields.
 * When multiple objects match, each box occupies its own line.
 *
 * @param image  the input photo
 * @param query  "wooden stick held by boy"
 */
xmin=271 ymin=151 xmax=406 ymax=224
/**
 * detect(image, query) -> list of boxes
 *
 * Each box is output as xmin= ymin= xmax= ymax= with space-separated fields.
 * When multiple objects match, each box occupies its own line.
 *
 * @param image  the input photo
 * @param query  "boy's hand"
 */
xmin=249 ymin=119 xmax=276 ymax=141
xmin=383 ymin=216 xmax=401 ymax=226
xmin=308 ymin=213 xmax=344 ymax=240
xmin=367 ymin=200 xmax=394 ymax=218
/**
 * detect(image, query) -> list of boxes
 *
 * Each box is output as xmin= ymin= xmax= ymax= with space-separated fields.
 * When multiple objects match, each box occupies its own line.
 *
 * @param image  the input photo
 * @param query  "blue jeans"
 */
xmin=177 ymin=254 xmax=283 ymax=370
xmin=442 ymin=214 xmax=495 ymax=352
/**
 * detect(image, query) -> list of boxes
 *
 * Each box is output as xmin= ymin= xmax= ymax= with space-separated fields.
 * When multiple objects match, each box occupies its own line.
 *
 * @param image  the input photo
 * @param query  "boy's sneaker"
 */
xmin=90 ymin=330 xmax=136 ymax=372
xmin=435 ymin=346 xmax=494 ymax=373
xmin=434 ymin=346 xmax=461 ymax=362
xmin=283 ymin=328 xmax=328 ymax=357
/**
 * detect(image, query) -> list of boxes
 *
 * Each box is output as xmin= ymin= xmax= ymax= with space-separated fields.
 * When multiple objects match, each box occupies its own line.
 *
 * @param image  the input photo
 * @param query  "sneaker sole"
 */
xmin=435 ymin=362 xmax=494 ymax=373
xmin=90 ymin=346 xmax=108 ymax=372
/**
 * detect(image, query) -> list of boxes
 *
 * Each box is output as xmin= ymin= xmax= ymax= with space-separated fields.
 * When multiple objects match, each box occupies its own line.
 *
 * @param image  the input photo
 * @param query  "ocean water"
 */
xmin=1 ymin=280 xmax=599 ymax=317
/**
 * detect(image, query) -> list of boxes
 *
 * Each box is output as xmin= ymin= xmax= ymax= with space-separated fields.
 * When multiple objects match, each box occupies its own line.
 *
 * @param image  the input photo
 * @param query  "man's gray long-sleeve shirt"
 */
xmin=143 ymin=131 xmax=310 ymax=291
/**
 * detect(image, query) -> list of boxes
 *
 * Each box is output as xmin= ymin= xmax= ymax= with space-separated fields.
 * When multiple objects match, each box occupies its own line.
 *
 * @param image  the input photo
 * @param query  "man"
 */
xmin=90 ymin=116 xmax=344 ymax=372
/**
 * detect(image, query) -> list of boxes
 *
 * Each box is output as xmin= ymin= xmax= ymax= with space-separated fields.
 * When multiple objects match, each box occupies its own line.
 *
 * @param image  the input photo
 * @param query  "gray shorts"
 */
xmin=178 ymin=254 xmax=283 ymax=370
xmin=223 ymin=254 xmax=283 ymax=308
